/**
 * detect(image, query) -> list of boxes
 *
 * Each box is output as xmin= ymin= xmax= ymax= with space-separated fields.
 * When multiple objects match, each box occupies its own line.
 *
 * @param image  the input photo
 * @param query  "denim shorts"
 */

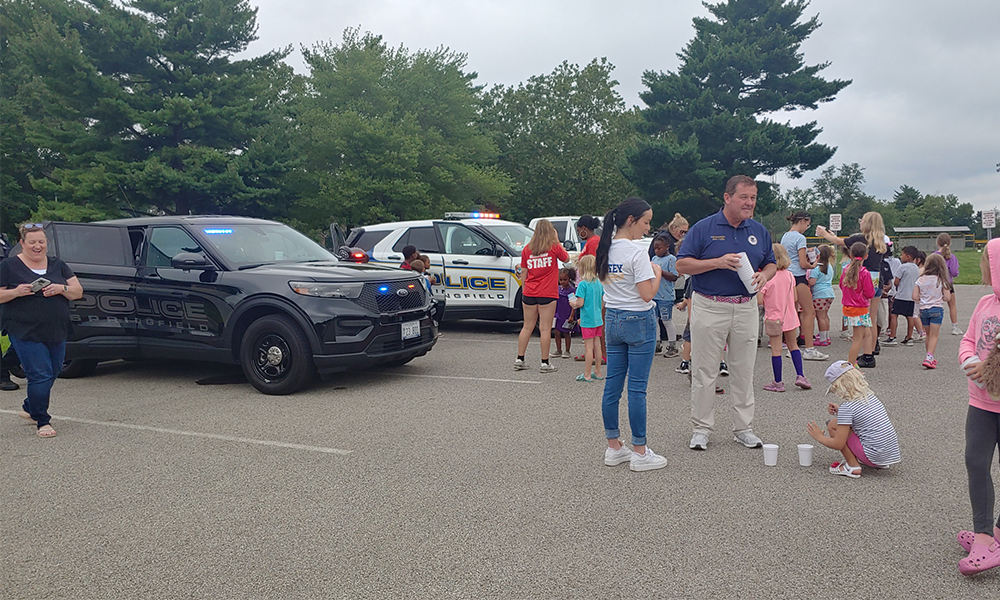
xmin=655 ymin=299 xmax=674 ymax=321
xmin=920 ymin=306 xmax=944 ymax=326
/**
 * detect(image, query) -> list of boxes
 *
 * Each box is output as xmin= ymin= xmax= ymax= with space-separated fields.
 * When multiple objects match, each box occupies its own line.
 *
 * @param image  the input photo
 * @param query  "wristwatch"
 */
xmin=62 ymin=284 xmax=68 ymax=292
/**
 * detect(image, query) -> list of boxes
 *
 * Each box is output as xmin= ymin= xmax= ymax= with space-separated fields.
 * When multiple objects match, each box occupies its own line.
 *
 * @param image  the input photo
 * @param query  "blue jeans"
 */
xmin=601 ymin=307 xmax=657 ymax=446
xmin=8 ymin=335 xmax=65 ymax=429
xmin=920 ymin=306 xmax=944 ymax=326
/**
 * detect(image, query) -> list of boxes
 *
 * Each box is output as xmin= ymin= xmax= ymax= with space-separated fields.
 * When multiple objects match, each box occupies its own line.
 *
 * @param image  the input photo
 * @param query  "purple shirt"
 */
xmin=935 ymin=251 xmax=959 ymax=279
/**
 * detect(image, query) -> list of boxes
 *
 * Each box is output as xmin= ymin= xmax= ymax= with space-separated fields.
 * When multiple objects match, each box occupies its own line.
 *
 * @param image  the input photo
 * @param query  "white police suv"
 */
xmin=345 ymin=213 xmax=535 ymax=320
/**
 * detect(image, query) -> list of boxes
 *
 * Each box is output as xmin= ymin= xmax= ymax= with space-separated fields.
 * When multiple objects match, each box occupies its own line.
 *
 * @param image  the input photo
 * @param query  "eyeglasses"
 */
xmin=21 ymin=223 xmax=44 ymax=229
xmin=678 ymin=230 xmax=688 ymax=235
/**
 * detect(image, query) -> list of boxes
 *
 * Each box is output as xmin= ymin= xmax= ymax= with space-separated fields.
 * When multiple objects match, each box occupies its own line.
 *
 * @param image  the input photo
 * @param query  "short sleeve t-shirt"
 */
xmin=915 ymin=274 xmax=945 ymax=309
xmin=781 ymin=230 xmax=809 ymax=276
xmin=602 ymin=239 xmax=655 ymax=311
xmin=521 ymin=244 xmax=569 ymax=298
xmin=574 ymin=279 xmax=604 ymax=328
xmin=844 ymin=234 xmax=887 ymax=274
xmin=807 ymin=265 xmax=835 ymax=299
xmin=581 ymin=236 xmax=599 ymax=258
xmin=0 ymin=256 xmax=75 ymax=343
xmin=650 ymin=254 xmax=677 ymax=302
xmin=837 ymin=394 xmax=901 ymax=467
xmin=895 ymin=262 xmax=919 ymax=300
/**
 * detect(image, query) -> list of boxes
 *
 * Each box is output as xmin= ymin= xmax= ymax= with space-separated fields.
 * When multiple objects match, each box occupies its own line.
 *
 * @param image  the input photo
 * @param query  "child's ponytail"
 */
xmin=843 ymin=241 xmax=867 ymax=289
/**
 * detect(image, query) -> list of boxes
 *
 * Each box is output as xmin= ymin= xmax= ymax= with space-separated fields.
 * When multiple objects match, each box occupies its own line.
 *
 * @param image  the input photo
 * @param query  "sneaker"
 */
xmin=801 ymin=347 xmax=829 ymax=361
xmin=922 ymin=357 xmax=938 ymax=369
xmin=733 ymin=430 xmax=763 ymax=448
xmin=915 ymin=331 xmax=927 ymax=340
xmin=952 ymin=324 xmax=964 ymax=336
xmin=763 ymin=380 xmax=785 ymax=392
xmin=719 ymin=361 xmax=729 ymax=376
xmin=902 ymin=337 xmax=914 ymax=346
xmin=604 ymin=444 xmax=632 ymax=467
xmin=539 ymin=362 xmax=558 ymax=373
xmin=829 ymin=461 xmax=861 ymax=478
xmin=689 ymin=432 xmax=709 ymax=450
xmin=675 ymin=360 xmax=691 ymax=374
xmin=563 ymin=351 xmax=574 ymax=359
xmin=513 ymin=358 xmax=529 ymax=371
xmin=883 ymin=337 xmax=898 ymax=346
xmin=794 ymin=375 xmax=812 ymax=390
xmin=857 ymin=355 xmax=876 ymax=368
xmin=839 ymin=330 xmax=852 ymax=341
xmin=796 ymin=335 xmax=806 ymax=347
xmin=630 ymin=447 xmax=668 ymax=471
xmin=873 ymin=341 xmax=881 ymax=356
xmin=655 ymin=342 xmax=663 ymax=354
xmin=663 ymin=344 xmax=679 ymax=358
xmin=959 ymin=541 xmax=1000 ymax=576
xmin=0 ymin=379 xmax=19 ymax=391
xmin=757 ymin=338 xmax=762 ymax=348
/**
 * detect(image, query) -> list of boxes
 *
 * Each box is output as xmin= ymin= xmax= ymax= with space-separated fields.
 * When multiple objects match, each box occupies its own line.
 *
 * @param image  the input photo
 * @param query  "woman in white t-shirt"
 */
xmin=595 ymin=197 xmax=666 ymax=472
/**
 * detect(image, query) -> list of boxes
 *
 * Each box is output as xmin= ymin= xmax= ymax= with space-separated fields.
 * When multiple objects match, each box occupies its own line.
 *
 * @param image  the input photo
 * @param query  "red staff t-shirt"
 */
xmin=581 ymin=235 xmax=599 ymax=257
xmin=521 ymin=244 xmax=570 ymax=298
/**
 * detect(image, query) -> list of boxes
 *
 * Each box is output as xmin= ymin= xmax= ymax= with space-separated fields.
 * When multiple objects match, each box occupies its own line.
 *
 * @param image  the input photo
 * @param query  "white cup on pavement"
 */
xmin=797 ymin=444 xmax=814 ymax=467
xmin=762 ymin=444 xmax=778 ymax=467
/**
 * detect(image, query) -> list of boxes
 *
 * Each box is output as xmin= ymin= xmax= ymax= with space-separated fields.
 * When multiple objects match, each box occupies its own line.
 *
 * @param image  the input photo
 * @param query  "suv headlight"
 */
xmin=289 ymin=281 xmax=364 ymax=299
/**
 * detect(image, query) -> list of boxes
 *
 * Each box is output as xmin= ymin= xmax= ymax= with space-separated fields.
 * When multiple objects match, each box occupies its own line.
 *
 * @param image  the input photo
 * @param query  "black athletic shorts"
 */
xmin=522 ymin=295 xmax=555 ymax=306
xmin=890 ymin=298 xmax=916 ymax=317
xmin=794 ymin=275 xmax=809 ymax=287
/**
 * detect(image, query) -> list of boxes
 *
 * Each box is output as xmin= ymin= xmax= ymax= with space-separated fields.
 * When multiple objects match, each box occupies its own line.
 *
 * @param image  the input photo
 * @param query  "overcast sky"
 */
xmin=245 ymin=0 xmax=1000 ymax=213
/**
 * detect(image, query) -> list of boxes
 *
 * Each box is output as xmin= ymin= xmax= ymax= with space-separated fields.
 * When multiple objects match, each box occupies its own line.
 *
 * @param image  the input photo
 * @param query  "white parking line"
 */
xmin=386 ymin=373 xmax=541 ymax=384
xmin=0 ymin=410 xmax=352 ymax=455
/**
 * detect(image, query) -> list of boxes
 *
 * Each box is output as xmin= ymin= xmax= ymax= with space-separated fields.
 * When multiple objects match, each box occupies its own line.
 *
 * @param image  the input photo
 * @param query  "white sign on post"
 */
xmin=829 ymin=213 xmax=842 ymax=232
xmin=983 ymin=210 xmax=996 ymax=229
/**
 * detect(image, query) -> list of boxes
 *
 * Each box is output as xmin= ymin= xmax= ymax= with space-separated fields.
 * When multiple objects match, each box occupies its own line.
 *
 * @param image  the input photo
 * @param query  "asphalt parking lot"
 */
xmin=2 ymin=285 xmax=999 ymax=599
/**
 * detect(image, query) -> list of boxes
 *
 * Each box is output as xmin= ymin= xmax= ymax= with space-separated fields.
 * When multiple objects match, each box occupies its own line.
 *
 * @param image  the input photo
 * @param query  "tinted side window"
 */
xmin=392 ymin=227 xmax=441 ymax=253
xmin=52 ymin=224 xmax=129 ymax=266
xmin=145 ymin=227 xmax=202 ymax=267
xmin=351 ymin=229 xmax=392 ymax=252
xmin=551 ymin=221 xmax=567 ymax=243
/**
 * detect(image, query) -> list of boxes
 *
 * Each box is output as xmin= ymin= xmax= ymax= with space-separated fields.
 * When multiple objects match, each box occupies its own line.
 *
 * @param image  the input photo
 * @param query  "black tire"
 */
xmin=59 ymin=359 xmax=99 ymax=379
xmin=239 ymin=314 xmax=315 ymax=395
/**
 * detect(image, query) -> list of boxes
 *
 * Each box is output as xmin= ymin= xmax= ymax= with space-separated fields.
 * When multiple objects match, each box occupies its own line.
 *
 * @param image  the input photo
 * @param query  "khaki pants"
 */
xmin=690 ymin=294 xmax=759 ymax=435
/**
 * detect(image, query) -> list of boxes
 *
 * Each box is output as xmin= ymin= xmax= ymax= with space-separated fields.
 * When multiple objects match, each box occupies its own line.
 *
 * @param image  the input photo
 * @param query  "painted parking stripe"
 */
xmin=386 ymin=373 xmax=541 ymax=384
xmin=0 ymin=410 xmax=351 ymax=455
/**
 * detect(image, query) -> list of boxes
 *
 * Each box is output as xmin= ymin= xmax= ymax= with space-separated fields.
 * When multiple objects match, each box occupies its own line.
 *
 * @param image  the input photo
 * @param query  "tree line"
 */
xmin=0 ymin=0 xmax=977 ymax=243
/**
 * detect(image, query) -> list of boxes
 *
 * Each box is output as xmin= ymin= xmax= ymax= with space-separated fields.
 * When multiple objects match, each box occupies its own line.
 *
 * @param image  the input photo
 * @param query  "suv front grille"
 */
xmin=353 ymin=280 xmax=426 ymax=314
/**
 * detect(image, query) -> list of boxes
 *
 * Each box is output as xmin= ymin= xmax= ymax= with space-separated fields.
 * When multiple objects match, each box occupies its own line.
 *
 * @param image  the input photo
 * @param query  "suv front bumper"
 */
xmin=312 ymin=313 xmax=438 ymax=373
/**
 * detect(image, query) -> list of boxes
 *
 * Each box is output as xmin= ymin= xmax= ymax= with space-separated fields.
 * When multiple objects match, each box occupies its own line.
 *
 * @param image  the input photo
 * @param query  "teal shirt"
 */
xmin=650 ymin=254 xmax=677 ymax=301
xmin=574 ymin=279 xmax=605 ymax=328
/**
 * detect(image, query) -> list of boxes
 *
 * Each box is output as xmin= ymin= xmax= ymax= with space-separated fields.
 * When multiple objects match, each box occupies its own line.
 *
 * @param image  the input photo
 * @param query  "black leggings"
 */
xmin=966 ymin=405 xmax=1000 ymax=533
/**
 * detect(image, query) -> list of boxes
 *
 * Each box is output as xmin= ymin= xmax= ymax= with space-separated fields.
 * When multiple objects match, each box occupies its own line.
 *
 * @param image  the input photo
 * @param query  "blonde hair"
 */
xmin=772 ymin=243 xmax=791 ymax=270
xmin=668 ymin=213 xmax=688 ymax=235
xmin=830 ymin=367 xmax=873 ymax=402
xmin=576 ymin=254 xmax=597 ymax=282
xmin=860 ymin=212 xmax=887 ymax=254
xmin=528 ymin=219 xmax=560 ymax=256
xmin=936 ymin=233 xmax=952 ymax=259
xmin=409 ymin=259 xmax=425 ymax=273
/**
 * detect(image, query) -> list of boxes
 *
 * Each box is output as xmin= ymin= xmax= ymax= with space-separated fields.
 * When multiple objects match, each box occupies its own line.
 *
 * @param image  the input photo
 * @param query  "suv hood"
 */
xmin=238 ymin=261 xmax=420 ymax=282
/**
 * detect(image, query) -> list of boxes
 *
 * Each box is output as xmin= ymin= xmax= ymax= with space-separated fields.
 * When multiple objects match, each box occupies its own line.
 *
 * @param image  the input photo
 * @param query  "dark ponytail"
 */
xmin=596 ymin=196 xmax=651 ymax=281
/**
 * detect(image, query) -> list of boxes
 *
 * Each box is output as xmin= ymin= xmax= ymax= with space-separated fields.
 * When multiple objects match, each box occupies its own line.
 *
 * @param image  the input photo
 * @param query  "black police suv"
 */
xmin=28 ymin=216 xmax=437 ymax=394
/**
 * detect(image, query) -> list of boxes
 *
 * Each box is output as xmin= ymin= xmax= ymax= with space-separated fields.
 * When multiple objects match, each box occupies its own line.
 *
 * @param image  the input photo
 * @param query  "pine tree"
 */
xmin=626 ymin=0 xmax=850 ymax=220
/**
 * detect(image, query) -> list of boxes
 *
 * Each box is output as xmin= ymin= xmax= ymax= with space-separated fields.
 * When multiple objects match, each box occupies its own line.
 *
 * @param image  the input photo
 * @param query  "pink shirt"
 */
xmin=839 ymin=265 xmax=875 ymax=308
xmin=959 ymin=294 xmax=1000 ymax=414
xmin=760 ymin=270 xmax=800 ymax=331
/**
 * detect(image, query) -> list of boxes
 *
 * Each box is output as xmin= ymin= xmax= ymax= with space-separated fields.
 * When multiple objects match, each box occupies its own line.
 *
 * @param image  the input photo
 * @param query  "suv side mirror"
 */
xmin=563 ymin=240 xmax=575 ymax=251
xmin=171 ymin=252 xmax=213 ymax=270
xmin=493 ymin=246 xmax=505 ymax=258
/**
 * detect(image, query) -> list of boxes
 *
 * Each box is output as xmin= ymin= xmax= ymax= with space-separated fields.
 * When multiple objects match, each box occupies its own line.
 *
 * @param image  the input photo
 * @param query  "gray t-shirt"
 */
xmin=895 ymin=262 xmax=919 ymax=300
xmin=781 ymin=230 xmax=808 ymax=277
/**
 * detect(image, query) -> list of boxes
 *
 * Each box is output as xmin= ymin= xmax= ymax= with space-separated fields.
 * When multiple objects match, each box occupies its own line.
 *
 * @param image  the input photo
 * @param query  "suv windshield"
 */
xmin=198 ymin=224 xmax=335 ymax=267
xmin=481 ymin=223 xmax=534 ymax=253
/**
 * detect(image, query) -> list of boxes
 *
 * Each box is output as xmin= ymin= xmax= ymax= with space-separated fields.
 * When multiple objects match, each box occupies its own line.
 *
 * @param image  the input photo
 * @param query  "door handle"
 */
xmin=451 ymin=259 xmax=469 ymax=265
xmin=388 ymin=255 xmax=401 ymax=260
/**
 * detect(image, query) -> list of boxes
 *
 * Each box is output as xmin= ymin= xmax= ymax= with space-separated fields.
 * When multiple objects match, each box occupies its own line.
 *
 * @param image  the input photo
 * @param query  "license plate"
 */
xmin=401 ymin=320 xmax=420 ymax=340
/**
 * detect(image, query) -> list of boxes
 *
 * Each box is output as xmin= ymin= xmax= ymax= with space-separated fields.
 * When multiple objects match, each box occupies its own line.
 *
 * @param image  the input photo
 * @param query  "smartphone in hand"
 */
xmin=30 ymin=277 xmax=51 ymax=293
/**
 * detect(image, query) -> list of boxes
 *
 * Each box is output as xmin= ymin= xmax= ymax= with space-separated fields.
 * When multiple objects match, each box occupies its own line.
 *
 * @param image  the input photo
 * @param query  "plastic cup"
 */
xmin=797 ymin=444 xmax=814 ymax=467
xmin=762 ymin=443 xmax=778 ymax=467
xmin=962 ymin=356 xmax=985 ymax=389
xmin=736 ymin=252 xmax=756 ymax=294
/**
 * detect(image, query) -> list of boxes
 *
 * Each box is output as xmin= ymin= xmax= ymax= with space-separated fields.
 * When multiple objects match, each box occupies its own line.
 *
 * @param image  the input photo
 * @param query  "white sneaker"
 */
xmin=513 ymin=358 xmax=528 ymax=371
xmin=689 ymin=432 xmax=709 ymax=450
xmin=801 ymin=347 xmax=829 ymax=361
xmin=952 ymin=324 xmax=964 ymax=335
xmin=733 ymin=430 xmax=763 ymax=448
xmin=539 ymin=362 xmax=558 ymax=373
xmin=604 ymin=444 xmax=632 ymax=466
xmin=840 ymin=330 xmax=853 ymax=341
xmin=629 ymin=447 xmax=667 ymax=471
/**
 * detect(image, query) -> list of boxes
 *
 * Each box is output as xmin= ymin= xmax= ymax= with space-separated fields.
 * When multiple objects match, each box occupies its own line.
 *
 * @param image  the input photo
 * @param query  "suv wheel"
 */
xmin=240 ymin=315 xmax=315 ymax=395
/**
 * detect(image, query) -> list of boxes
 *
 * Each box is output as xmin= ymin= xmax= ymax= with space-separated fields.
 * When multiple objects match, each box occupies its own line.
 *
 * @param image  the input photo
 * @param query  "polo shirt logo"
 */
xmin=711 ymin=236 xmax=725 ymax=241
xmin=748 ymin=235 xmax=758 ymax=245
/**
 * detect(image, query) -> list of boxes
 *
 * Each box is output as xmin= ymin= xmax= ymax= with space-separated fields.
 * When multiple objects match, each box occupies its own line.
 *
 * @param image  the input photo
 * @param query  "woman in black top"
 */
xmin=0 ymin=223 xmax=84 ymax=438
xmin=816 ymin=211 xmax=889 ymax=367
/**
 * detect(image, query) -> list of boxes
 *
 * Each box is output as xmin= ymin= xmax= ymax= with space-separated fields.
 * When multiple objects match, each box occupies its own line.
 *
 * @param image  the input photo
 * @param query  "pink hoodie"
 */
xmin=958 ymin=238 xmax=1000 ymax=413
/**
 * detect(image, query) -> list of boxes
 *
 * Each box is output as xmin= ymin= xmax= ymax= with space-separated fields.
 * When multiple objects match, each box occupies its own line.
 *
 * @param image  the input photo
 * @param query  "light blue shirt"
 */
xmin=781 ymin=230 xmax=808 ymax=277
xmin=651 ymin=254 xmax=677 ymax=302
xmin=574 ymin=279 xmax=604 ymax=328
xmin=808 ymin=265 xmax=835 ymax=299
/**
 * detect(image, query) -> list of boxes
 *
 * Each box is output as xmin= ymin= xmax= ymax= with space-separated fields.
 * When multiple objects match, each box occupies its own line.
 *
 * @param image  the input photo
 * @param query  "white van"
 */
xmin=528 ymin=216 xmax=590 ymax=253
xmin=346 ymin=213 xmax=535 ymax=321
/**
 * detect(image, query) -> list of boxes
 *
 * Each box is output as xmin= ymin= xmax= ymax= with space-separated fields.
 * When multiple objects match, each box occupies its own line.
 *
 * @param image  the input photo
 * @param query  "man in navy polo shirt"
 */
xmin=677 ymin=175 xmax=776 ymax=451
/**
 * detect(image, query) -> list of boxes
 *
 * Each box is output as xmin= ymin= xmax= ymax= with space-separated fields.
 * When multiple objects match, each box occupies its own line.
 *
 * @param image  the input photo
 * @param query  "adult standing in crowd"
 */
xmin=596 ymin=197 xmax=667 ymax=472
xmin=514 ymin=219 xmax=569 ymax=373
xmin=781 ymin=211 xmax=829 ymax=361
xmin=817 ymin=212 xmax=889 ymax=368
xmin=577 ymin=215 xmax=601 ymax=257
xmin=0 ymin=223 xmax=84 ymax=438
xmin=677 ymin=176 xmax=776 ymax=451
xmin=647 ymin=213 xmax=690 ymax=258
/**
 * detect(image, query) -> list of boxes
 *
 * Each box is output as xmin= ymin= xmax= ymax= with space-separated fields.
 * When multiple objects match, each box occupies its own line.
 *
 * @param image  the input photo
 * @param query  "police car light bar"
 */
xmin=444 ymin=211 xmax=500 ymax=220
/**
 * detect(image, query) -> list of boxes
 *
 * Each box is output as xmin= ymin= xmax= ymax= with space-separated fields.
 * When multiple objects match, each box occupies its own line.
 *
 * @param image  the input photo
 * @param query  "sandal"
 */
xmin=18 ymin=410 xmax=35 ymax=423
xmin=575 ymin=374 xmax=592 ymax=382
xmin=574 ymin=354 xmax=585 ymax=361
xmin=36 ymin=425 xmax=57 ymax=438
xmin=829 ymin=461 xmax=860 ymax=478
xmin=958 ymin=527 xmax=1000 ymax=552
xmin=591 ymin=373 xmax=604 ymax=380
xmin=959 ymin=541 xmax=1000 ymax=575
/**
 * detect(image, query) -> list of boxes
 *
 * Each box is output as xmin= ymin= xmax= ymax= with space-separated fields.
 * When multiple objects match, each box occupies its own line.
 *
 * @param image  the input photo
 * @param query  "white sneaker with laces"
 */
xmin=689 ymin=432 xmax=708 ymax=450
xmin=513 ymin=358 xmax=528 ymax=371
xmin=801 ymin=347 xmax=829 ymax=361
xmin=840 ymin=330 xmax=853 ymax=340
xmin=539 ymin=362 xmax=558 ymax=373
xmin=952 ymin=324 xmax=964 ymax=335
xmin=604 ymin=444 xmax=632 ymax=466
xmin=630 ymin=447 xmax=667 ymax=471
xmin=733 ymin=430 xmax=763 ymax=448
